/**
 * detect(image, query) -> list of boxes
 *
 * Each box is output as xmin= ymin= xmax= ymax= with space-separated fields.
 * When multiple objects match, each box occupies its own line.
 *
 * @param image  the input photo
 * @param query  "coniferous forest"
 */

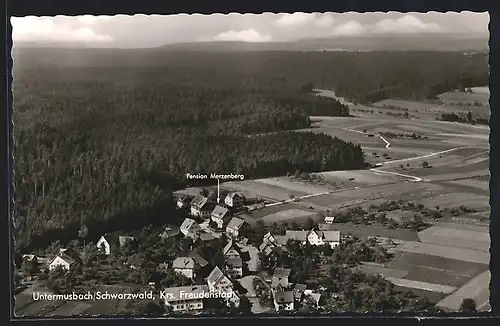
xmin=12 ymin=48 xmax=488 ymax=252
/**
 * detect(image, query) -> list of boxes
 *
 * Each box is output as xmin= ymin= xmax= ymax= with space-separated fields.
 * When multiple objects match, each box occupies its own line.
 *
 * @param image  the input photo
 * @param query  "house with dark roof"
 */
xmin=224 ymin=192 xmax=245 ymax=207
xmin=177 ymin=194 xmax=195 ymax=209
xmin=49 ymin=249 xmax=80 ymax=272
xmin=211 ymin=205 xmax=231 ymax=229
xmin=292 ymin=283 xmax=307 ymax=302
xmin=190 ymin=195 xmax=213 ymax=219
xmin=271 ymin=268 xmax=291 ymax=289
xmin=225 ymin=257 xmax=243 ymax=279
xmin=172 ymin=257 xmax=197 ymax=279
xmin=180 ymin=218 xmax=201 ymax=240
xmin=163 ymin=285 xmax=209 ymax=312
xmin=159 ymin=226 xmax=180 ymax=240
xmin=225 ymin=217 xmax=246 ymax=239
xmin=273 ymin=290 xmax=295 ymax=312
xmin=222 ymin=240 xmax=243 ymax=260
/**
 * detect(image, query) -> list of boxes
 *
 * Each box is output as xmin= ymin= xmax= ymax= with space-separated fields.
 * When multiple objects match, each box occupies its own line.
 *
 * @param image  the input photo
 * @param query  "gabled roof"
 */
xmin=320 ymin=230 xmax=341 ymax=242
xmin=159 ymin=226 xmax=180 ymax=238
xmin=206 ymin=266 xmax=228 ymax=286
xmin=226 ymin=217 xmax=245 ymax=230
xmin=274 ymin=291 xmax=294 ymax=303
xmin=226 ymin=257 xmax=243 ymax=268
xmin=223 ymin=240 xmax=242 ymax=256
xmin=273 ymin=268 xmax=291 ymax=279
xmin=274 ymin=235 xmax=289 ymax=246
xmin=226 ymin=192 xmax=245 ymax=199
xmin=177 ymin=193 xmax=194 ymax=202
xmin=189 ymin=252 xmax=209 ymax=267
xmin=211 ymin=205 xmax=229 ymax=219
xmin=199 ymin=232 xmax=217 ymax=242
xmin=50 ymin=249 xmax=78 ymax=266
xmin=307 ymin=293 xmax=322 ymax=305
xmin=180 ymin=218 xmax=198 ymax=231
xmin=285 ymin=230 xmax=308 ymax=242
xmin=172 ymin=257 xmax=195 ymax=269
xmin=190 ymin=194 xmax=209 ymax=209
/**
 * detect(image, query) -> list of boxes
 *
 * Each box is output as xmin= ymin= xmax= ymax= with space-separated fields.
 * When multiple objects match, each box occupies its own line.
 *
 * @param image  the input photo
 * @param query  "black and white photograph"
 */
xmin=11 ymin=11 xmax=491 ymax=317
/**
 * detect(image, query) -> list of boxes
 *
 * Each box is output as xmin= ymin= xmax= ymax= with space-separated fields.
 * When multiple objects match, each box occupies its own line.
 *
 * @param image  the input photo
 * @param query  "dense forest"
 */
xmin=12 ymin=49 xmax=488 ymax=252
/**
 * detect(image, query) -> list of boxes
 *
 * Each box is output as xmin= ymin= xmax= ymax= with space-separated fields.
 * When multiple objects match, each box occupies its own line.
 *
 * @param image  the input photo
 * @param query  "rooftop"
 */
xmin=227 ymin=217 xmax=245 ymax=230
xmin=273 ymin=268 xmax=291 ymax=278
xmin=211 ymin=205 xmax=229 ymax=219
xmin=172 ymin=257 xmax=195 ymax=269
xmin=226 ymin=257 xmax=243 ymax=268
xmin=274 ymin=291 xmax=294 ymax=303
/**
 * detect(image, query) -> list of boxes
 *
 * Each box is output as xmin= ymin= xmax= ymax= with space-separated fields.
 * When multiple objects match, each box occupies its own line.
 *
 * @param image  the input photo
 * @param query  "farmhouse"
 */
xmin=180 ymin=218 xmax=201 ymax=239
xmin=285 ymin=229 xmax=341 ymax=249
xmin=49 ymin=249 xmax=80 ymax=271
xmin=177 ymin=194 xmax=194 ymax=209
xmin=223 ymin=240 xmax=243 ymax=260
xmin=190 ymin=195 xmax=213 ymax=219
xmin=324 ymin=216 xmax=335 ymax=224
xmin=159 ymin=226 xmax=180 ymax=240
xmin=172 ymin=257 xmax=197 ymax=280
xmin=196 ymin=231 xmax=218 ymax=244
xmin=225 ymin=257 xmax=243 ymax=279
xmin=273 ymin=290 xmax=295 ymax=312
xmin=206 ymin=266 xmax=240 ymax=307
xmin=226 ymin=217 xmax=246 ymax=239
xmin=163 ymin=285 xmax=209 ymax=312
xmin=225 ymin=192 xmax=245 ymax=207
xmin=271 ymin=268 xmax=291 ymax=289
xmin=211 ymin=205 xmax=231 ymax=229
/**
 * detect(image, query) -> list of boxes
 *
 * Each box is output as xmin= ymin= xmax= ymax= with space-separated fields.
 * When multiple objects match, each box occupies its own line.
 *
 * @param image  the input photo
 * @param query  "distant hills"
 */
xmin=156 ymin=33 xmax=489 ymax=53
xmin=13 ymin=32 xmax=489 ymax=53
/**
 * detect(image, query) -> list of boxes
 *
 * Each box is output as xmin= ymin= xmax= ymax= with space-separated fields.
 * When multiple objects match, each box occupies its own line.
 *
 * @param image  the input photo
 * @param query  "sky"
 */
xmin=11 ymin=11 xmax=489 ymax=48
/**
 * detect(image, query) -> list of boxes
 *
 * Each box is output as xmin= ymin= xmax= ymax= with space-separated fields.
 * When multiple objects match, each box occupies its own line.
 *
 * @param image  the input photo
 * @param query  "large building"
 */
xmin=211 ymin=205 xmax=231 ymax=229
xmin=172 ymin=257 xmax=196 ymax=280
xmin=163 ymin=285 xmax=209 ymax=312
xmin=190 ymin=195 xmax=214 ymax=218
xmin=224 ymin=192 xmax=245 ymax=207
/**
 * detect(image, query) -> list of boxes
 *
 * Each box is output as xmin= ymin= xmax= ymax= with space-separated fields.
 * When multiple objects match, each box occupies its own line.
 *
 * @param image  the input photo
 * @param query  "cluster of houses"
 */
xmin=21 ymin=189 xmax=342 ymax=314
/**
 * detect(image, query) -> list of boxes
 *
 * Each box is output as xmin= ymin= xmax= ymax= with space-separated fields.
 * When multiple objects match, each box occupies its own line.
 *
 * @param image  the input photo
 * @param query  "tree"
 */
xmin=78 ymin=225 xmax=89 ymax=246
xmin=21 ymin=259 xmax=40 ymax=276
xmin=467 ymin=111 xmax=473 ymax=123
xmin=460 ymin=298 xmax=477 ymax=312
xmin=421 ymin=161 xmax=430 ymax=168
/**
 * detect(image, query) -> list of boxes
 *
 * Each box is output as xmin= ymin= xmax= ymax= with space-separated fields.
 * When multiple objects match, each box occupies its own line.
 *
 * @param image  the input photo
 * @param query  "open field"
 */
xmin=259 ymin=208 xmax=318 ymax=224
xmin=324 ymin=223 xmax=420 ymax=241
xmin=437 ymin=271 xmax=490 ymax=311
xmin=416 ymin=193 xmax=489 ymax=212
xmin=417 ymin=224 xmax=490 ymax=252
xmin=394 ymin=240 xmax=490 ymax=265
xmin=254 ymin=177 xmax=336 ymax=195
xmin=385 ymin=277 xmax=457 ymax=294
xmin=316 ymin=170 xmax=401 ymax=187
xmin=223 ymin=180 xmax=308 ymax=202
xmin=358 ymin=262 xmax=408 ymax=279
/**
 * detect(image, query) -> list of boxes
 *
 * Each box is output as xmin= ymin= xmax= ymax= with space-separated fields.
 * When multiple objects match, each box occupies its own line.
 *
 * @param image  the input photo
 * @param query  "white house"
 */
xmin=271 ymin=268 xmax=291 ymax=289
xmin=172 ymin=257 xmax=196 ymax=280
xmin=96 ymin=234 xmax=136 ymax=255
xmin=285 ymin=229 xmax=340 ymax=249
xmin=96 ymin=236 xmax=111 ymax=255
xmin=273 ymin=290 xmax=295 ymax=312
xmin=163 ymin=285 xmax=209 ymax=312
xmin=176 ymin=194 xmax=194 ymax=209
xmin=206 ymin=266 xmax=240 ymax=307
xmin=180 ymin=218 xmax=201 ymax=239
xmin=224 ymin=192 xmax=245 ymax=207
xmin=49 ymin=249 xmax=79 ymax=272
xmin=190 ymin=195 xmax=213 ymax=219
xmin=211 ymin=205 xmax=231 ymax=229
xmin=324 ymin=216 xmax=335 ymax=224
xmin=225 ymin=217 xmax=246 ymax=239
xmin=225 ymin=257 xmax=243 ymax=279
xmin=222 ymin=240 xmax=242 ymax=260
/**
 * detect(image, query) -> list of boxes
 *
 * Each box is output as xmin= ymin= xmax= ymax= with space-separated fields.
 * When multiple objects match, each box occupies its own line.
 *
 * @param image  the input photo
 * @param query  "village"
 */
xmin=17 ymin=186 xmax=358 ymax=315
